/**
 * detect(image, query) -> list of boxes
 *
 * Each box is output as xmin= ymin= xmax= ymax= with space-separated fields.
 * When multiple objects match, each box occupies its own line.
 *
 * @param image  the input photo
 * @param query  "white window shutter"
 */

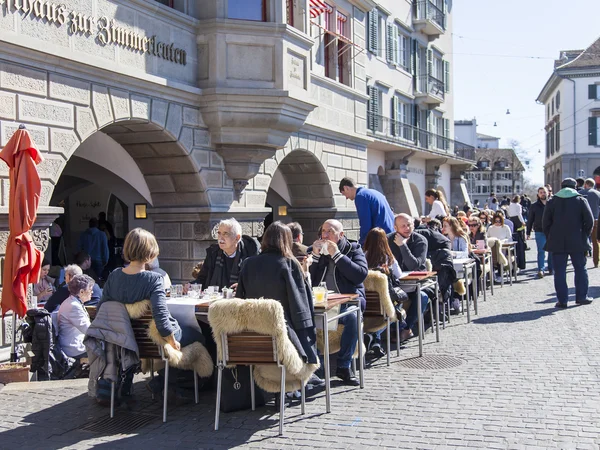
xmin=444 ymin=60 xmax=450 ymax=93
xmin=392 ymin=26 xmax=399 ymax=65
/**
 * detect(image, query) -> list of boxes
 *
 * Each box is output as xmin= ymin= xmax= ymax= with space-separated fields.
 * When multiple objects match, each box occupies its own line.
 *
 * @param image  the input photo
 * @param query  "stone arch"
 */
xmin=377 ymin=165 xmax=385 ymax=176
xmin=410 ymin=182 xmax=422 ymax=216
xmin=555 ymin=168 xmax=561 ymax=191
xmin=10 ymin=73 xmax=220 ymax=208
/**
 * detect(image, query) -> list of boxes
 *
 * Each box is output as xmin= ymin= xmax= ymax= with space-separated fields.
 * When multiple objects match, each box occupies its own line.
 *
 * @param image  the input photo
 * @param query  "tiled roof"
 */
xmin=557 ymin=36 xmax=600 ymax=70
xmin=473 ymin=148 xmax=525 ymax=172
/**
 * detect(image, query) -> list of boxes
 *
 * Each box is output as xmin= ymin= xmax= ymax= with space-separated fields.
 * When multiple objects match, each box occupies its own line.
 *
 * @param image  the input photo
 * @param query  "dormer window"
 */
xmin=478 ymin=160 xmax=489 ymax=169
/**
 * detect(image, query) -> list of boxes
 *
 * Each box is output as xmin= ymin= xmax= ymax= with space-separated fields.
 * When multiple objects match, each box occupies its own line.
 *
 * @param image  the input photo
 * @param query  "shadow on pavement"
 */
xmin=471 ymin=307 xmax=558 ymax=324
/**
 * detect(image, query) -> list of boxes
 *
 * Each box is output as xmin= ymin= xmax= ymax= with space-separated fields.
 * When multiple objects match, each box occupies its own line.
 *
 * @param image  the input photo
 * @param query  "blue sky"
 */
xmin=453 ymin=0 xmax=600 ymax=184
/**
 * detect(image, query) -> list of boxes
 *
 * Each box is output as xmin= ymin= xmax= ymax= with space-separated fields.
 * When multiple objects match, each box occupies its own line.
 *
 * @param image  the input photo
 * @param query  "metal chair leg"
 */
xmin=250 ymin=365 xmax=256 ymax=411
xmin=215 ymin=365 xmax=223 ymax=431
xmin=150 ymin=359 xmax=155 ymax=401
xmin=279 ymin=367 xmax=286 ymax=436
xmin=110 ymin=381 xmax=115 ymax=418
xmin=163 ymin=362 xmax=169 ymax=423
xmin=301 ymin=381 xmax=305 ymax=415
xmin=194 ymin=370 xmax=199 ymax=404
xmin=429 ymin=302 xmax=434 ymax=334
xmin=396 ymin=319 xmax=400 ymax=357
xmin=386 ymin=316 xmax=390 ymax=366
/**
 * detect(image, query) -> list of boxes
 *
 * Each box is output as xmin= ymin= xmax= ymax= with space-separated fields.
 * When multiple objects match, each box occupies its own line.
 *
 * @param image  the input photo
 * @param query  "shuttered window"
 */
xmin=590 ymin=117 xmax=598 ymax=146
xmin=367 ymin=86 xmax=381 ymax=132
xmin=443 ymin=60 xmax=450 ymax=92
xmin=368 ymin=10 xmax=378 ymax=53
xmin=589 ymin=84 xmax=598 ymax=100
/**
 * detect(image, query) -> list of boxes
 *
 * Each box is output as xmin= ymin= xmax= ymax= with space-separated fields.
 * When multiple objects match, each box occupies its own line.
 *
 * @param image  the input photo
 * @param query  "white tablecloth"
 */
xmin=166 ymin=297 xmax=203 ymax=333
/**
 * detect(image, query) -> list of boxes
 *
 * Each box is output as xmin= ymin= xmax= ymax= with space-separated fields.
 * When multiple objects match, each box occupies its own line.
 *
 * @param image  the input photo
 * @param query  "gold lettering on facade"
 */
xmin=0 ymin=1 xmax=187 ymax=65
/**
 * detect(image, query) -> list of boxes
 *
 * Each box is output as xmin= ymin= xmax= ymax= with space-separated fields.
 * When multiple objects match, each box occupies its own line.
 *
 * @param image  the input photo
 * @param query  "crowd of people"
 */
xmin=30 ymin=175 xmax=596 ymax=406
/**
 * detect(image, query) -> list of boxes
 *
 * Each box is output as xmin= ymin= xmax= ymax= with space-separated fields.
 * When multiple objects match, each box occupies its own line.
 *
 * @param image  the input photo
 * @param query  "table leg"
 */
xmin=417 ymin=283 xmax=423 ymax=357
xmin=434 ymin=278 xmax=440 ymax=343
xmin=357 ymin=302 xmax=364 ymax=389
xmin=465 ymin=268 xmax=471 ymax=323
xmin=323 ymin=313 xmax=331 ymax=413
xmin=489 ymin=255 xmax=495 ymax=295
xmin=501 ymin=252 xmax=505 ymax=288
xmin=508 ymin=248 xmax=513 ymax=287
xmin=482 ymin=256 xmax=487 ymax=302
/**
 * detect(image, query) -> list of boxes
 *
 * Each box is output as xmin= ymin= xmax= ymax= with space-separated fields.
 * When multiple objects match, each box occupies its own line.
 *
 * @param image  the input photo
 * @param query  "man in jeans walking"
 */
xmin=527 ymin=186 xmax=553 ymax=278
xmin=543 ymin=178 xmax=594 ymax=308
xmin=581 ymin=178 xmax=600 ymax=267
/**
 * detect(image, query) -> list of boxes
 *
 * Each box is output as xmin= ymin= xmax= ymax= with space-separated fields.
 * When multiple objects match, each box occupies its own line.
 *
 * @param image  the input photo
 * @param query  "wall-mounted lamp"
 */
xmin=278 ymin=205 xmax=288 ymax=216
xmin=134 ymin=203 xmax=148 ymax=219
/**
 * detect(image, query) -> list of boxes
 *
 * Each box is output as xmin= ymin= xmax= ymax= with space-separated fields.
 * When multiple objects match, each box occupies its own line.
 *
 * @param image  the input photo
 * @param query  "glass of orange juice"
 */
xmin=313 ymin=287 xmax=327 ymax=305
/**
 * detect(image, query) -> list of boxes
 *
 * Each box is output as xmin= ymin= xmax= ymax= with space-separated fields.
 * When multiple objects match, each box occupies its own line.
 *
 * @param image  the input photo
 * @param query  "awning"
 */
xmin=309 ymin=0 xmax=332 ymax=18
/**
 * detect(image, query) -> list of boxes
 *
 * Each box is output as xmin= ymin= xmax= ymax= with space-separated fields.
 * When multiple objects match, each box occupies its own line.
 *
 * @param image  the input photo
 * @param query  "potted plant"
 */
xmin=0 ymin=362 xmax=30 ymax=384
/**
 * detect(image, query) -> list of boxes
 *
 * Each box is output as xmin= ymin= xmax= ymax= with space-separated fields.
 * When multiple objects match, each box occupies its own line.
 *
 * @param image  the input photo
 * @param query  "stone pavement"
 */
xmin=1 ymin=249 xmax=600 ymax=449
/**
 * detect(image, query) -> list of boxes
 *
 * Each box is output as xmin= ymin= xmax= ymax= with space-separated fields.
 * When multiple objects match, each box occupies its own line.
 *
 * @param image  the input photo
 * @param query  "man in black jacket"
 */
xmin=387 ymin=214 xmax=431 ymax=341
xmin=309 ymin=219 xmax=368 ymax=386
xmin=43 ymin=264 xmax=101 ymax=313
xmin=527 ymin=186 xmax=553 ymax=279
xmin=543 ymin=178 xmax=594 ymax=308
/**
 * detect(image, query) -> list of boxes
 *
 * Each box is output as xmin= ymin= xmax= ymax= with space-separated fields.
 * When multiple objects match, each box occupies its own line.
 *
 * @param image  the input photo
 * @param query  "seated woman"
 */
xmin=57 ymin=274 xmax=95 ymax=359
xmin=442 ymin=217 xmax=470 ymax=259
xmin=236 ymin=221 xmax=317 ymax=367
xmin=99 ymin=228 xmax=204 ymax=396
xmin=34 ymin=259 xmax=56 ymax=303
xmin=468 ymin=217 xmax=488 ymax=249
xmin=478 ymin=210 xmax=491 ymax=230
xmin=364 ymin=227 xmax=428 ymax=345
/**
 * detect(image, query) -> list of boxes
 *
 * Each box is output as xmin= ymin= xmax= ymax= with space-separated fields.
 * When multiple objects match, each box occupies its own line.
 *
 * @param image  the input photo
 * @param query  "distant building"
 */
xmin=537 ymin=36 xmax=600 ymax=191
xmin=463 ymin=148 xmax=526 ymax=206
xmin=454 ymin=119 xmax=500 ymax=148
xmin=476 ymin=133 xmax=500 ymax=149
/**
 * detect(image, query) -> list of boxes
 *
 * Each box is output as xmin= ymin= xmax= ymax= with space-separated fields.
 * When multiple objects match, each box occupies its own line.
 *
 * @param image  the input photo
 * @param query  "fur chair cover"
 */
xmin=125 ymin=300 xmax=213 ymax=378
xmin=207 ymin=298 xmax=319 ymax=393
xmin=453 ymin=279 xmax=466 ymax=296
xmin=363 ymin=270 xmax=400 ymax=333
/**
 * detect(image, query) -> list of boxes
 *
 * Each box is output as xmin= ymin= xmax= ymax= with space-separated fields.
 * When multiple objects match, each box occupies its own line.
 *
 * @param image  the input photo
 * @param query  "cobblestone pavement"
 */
xmin=1 ymin=249 xmax=600 ymax=449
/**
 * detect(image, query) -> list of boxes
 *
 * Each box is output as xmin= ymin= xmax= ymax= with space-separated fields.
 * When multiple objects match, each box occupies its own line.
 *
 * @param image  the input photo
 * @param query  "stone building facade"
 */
xmin=0 ymin=0 xmax=473 ymax=347
xmin=537 ymin=36 xmax=600 ymax=191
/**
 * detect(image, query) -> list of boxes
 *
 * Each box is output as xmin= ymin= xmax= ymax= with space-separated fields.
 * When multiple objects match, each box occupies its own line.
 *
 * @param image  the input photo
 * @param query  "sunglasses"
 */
xmin=468 ymin=223 xmax=478 ymax=227
xmin=494 ymin=220 xmax=502 ymax=224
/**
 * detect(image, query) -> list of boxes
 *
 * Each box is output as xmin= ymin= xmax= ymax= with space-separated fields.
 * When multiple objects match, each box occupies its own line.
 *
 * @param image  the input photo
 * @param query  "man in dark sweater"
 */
xmin=387 ymin=213 xmax=430 ymax=341
xmin=339 ymin=177 xmax=394 ymax=245
xmin=526 ymin=186 xmax=552 ymax=278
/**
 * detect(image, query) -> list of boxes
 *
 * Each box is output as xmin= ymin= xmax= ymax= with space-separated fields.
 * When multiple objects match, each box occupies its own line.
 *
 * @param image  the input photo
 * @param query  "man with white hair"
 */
xmin=193 ymin=218 xmax=260 ymax=291
xmin=309 ymin=219 xmax=368 ymax=386
xmin=43 ymin=264 xmax=102 ymax=312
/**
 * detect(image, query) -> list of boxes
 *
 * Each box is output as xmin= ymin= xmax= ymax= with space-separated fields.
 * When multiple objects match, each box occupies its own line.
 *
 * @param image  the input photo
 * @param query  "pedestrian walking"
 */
xmin=77 ymin=218 xmax=109 ymax=280
xmin=581 ymin=178 xmax=600 ymax=268
xmin=338 ymin=177 xmax=395 ymax=245
xmin=526 ymin=187 xmax=553 ymax=278
xmin=542 ymin=178 xmax=594 ymax=308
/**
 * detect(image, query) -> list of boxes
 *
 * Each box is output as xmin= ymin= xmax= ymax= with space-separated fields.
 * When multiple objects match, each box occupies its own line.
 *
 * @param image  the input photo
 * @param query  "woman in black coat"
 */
xmin=236 ymin=222 xmax=318 ymax=364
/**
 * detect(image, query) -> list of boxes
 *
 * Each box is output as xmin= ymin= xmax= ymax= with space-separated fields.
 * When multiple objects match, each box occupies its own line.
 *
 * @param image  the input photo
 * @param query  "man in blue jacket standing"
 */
xmin=78 ymin=218 xmax=109 ymax=279
xmin=339 ymin=177 xmax=394 ymax=245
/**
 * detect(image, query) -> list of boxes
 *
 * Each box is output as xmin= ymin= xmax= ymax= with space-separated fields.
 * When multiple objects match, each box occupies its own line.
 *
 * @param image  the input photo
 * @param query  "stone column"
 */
xmin=450 ymin=164 xmax=473 ymax=209
xmin=379 ymin=151 xmax=419 ymax=218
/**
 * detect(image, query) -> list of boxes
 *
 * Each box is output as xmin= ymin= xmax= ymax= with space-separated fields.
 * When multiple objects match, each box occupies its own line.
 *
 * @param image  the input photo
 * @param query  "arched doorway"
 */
xmin=266 ymin=150 xmax=334 ymax=242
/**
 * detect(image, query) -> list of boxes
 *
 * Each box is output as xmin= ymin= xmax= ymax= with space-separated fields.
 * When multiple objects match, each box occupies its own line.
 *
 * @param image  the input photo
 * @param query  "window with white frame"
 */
xmin=397 ymin=27 xmax=410 ymax=71
xmin=391 ymin=96 xmax=413 ymax=140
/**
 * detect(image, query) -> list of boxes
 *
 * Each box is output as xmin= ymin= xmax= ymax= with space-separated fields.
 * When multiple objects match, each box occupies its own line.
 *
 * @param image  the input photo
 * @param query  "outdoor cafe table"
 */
xmin=452 ymin=258 xmax=478 ymax=323
xmin=397 ymin=272 xmax=440 ymax=357
xmin=472 ymin=249 xmax=493 ymax=301
xmin=194 ymin=293 xmax=363 ymax=414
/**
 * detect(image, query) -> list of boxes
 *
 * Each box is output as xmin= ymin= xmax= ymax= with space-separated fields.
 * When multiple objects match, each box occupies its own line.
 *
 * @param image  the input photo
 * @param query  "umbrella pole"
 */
xmin=10 ymin=312 xmax=18 ymax=362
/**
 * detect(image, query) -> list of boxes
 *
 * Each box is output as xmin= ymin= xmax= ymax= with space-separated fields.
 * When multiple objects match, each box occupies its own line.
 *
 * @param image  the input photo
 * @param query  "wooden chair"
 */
xmin=111 ymin=313 xmax=199 ymax=423
xmin=364 ymin=290 xmax=399 ymax=366
xmin=214 ymin=331 xmax=303 ymax=435
xmin=209 ymin=299 xmax=317 ymax=436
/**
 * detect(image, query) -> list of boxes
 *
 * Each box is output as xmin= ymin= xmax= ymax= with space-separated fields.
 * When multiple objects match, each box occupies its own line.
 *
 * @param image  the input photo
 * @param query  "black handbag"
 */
xmin=219 ymin=366 xmax=267 ymax=413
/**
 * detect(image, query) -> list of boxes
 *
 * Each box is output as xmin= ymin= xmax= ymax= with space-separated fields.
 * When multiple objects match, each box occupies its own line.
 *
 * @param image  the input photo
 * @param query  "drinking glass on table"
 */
xmin=313 ymin=286 xmax=327 ymax=305
xmin=173 ymin=284 xmax=183 ymax=297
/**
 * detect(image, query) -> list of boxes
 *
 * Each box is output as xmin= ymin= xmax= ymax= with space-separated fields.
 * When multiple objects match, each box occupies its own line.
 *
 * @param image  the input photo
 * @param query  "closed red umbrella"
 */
xmin=0 ymin=125 xmax=44 ymax=326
